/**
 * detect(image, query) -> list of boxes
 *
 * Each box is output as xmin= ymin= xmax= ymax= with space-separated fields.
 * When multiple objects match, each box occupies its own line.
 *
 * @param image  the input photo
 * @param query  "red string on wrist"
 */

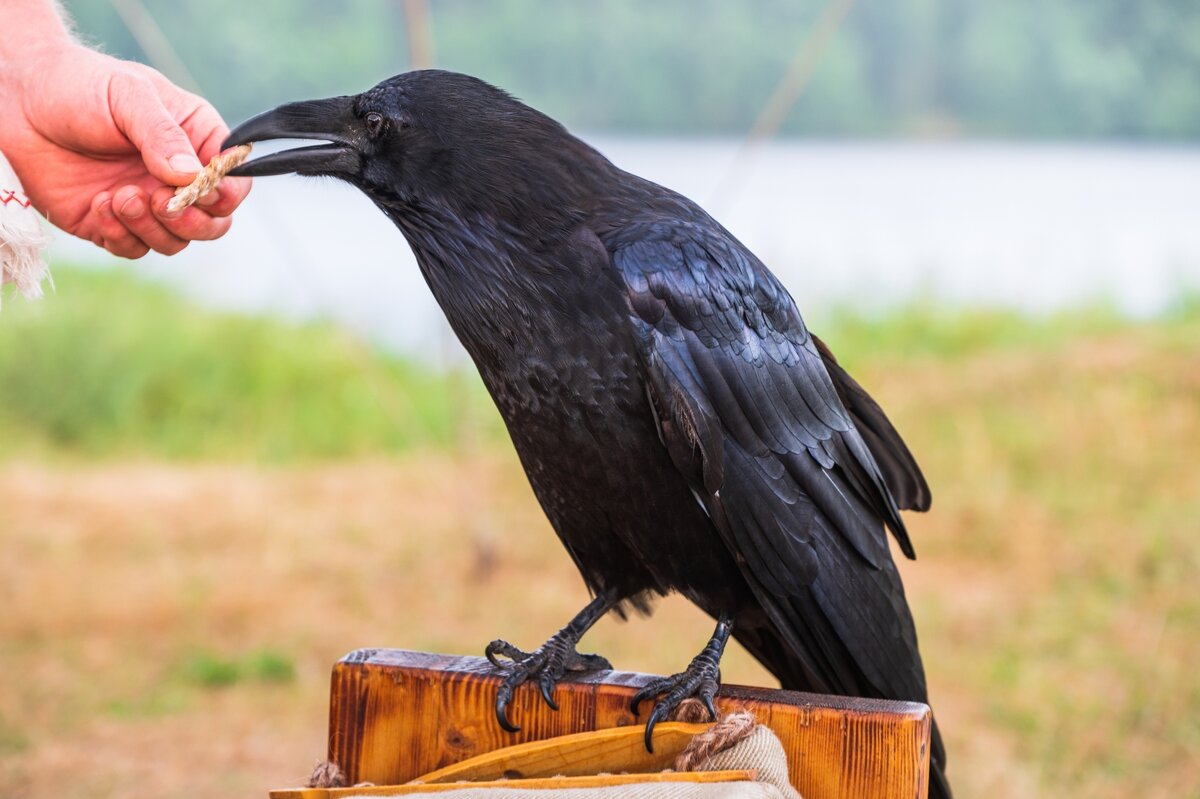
xmin=0 ymin=190 xmax=32 ymax=208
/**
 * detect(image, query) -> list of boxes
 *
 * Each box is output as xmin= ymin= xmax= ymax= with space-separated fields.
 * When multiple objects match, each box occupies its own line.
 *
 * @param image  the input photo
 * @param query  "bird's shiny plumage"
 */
xmin=226 ymin=70 xmax=950 ymax=798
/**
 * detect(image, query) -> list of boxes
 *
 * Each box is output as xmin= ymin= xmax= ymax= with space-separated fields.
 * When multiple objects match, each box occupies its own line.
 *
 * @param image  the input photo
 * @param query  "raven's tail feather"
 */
xmin=811 ymin=334 xmax=932 ymax=513
xmin=733 ymin=619 xmax=952 ymax=798
xmin=927 ymin=735 xmax=954 ymax=799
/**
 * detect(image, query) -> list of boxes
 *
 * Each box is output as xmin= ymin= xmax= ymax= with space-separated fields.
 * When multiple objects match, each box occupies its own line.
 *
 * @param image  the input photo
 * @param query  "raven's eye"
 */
xmin=365 ymin=112 xmax=385 ymax=136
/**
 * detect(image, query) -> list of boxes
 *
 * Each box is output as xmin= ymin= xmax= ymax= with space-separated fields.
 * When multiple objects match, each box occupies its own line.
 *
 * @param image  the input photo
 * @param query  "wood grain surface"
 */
xmin=321 ymin=648 xmax=932 ymax=799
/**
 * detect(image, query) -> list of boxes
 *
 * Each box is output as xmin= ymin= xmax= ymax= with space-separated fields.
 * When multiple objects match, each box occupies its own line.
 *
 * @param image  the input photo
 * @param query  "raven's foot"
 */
xmin=630 ymin=612 xmax=733 ymax=752
xmin=485 ymin=636 xmax=611 ymax=730
xmin=484 ymin=591 xmax=616 ymax=733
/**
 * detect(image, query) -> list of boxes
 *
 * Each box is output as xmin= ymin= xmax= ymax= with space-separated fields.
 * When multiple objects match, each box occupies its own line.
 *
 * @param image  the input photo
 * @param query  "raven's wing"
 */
xmin=607 ymin=218 xmax=930 ymax=703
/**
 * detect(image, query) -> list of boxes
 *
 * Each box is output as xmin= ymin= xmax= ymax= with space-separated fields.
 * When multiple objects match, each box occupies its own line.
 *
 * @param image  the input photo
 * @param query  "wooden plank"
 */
xmin=325 ymin=649 xmax=932 ymax=799
xmin=414 ymin=722 xmax=711 ymax=783
xmin=270 ymin=770 xmax=757 ymax=799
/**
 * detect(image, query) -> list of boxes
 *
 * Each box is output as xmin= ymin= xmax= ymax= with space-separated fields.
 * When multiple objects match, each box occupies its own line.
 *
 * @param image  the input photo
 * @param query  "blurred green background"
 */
xmin=3 ymin=3 xmax=1199 ymax=799
xmin=66 ymin=0 xmax=1200 ymax=138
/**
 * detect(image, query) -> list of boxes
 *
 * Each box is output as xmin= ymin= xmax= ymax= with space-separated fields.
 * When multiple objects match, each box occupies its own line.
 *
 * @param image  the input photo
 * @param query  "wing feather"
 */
xmin=608 ymin=220 xmax=930 ymax=707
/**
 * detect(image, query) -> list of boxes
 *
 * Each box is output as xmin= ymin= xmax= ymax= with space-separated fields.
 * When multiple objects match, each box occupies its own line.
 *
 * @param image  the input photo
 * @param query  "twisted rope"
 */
xmin=672 ymin=698 xmax=759 ymax=773
xmin=165 ymin=144 xmax=252 ymax=213
xmin=307 ymin=761 xmax=345 ymax=788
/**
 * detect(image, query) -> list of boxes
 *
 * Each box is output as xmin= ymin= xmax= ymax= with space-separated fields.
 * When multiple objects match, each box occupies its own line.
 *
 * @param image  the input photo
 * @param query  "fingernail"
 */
xmin=196 ymin=189 xmax=220 ymax=207
xmin=169 ymin=153 xmax=202 ymax=175
xmin=119 ymin=196 xmax=146 ymax=219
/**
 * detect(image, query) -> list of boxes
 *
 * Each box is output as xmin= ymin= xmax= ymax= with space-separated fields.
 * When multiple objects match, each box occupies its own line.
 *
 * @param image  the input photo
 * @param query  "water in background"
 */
xmin=50 ymin=140 xmax=1200 ymax=360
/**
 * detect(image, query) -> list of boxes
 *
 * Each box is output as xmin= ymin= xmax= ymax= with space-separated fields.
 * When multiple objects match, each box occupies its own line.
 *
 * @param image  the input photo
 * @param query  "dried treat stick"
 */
xmin=166 ymin=144 xmax=253 ymax=214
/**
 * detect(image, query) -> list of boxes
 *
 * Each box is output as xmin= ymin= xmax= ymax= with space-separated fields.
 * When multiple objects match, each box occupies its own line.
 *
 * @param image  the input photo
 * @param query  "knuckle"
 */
xmin=117 ymin=213 xmax=151 ymax=235
xmin=196 ymin=219 xmax=232 ymax=241
xmin=150 ymin=117 xmax=186 ymax=145
xmin=114 ymin=240 xmax=148 ymax=259
xmin=109 ymin=71 xmax=153 ymax=107
xmin=157 ymin=240 xmax=189 ymax=256
xmin=99 ymin=217 xmax=126 ymax=239
xmin=160 ymin=217 xmax=206 ymax=241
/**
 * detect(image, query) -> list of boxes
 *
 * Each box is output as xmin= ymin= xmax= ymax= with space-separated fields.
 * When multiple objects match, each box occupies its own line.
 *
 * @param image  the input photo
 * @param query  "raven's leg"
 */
xmin=485 ymin=589 xmax=617 ymax=732
xmin=630 ymin=612 xmax=732 ymax=752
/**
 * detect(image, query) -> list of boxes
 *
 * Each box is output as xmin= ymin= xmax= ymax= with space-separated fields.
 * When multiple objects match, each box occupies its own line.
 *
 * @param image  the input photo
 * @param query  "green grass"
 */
xmin=0 ymin=267 xmax=497 ymax=461
xmin=810 ymin=298 xmax=1130 ymax=367
xmin=100 ymin=649 xmax=298 ymax=722
xmin=183 ymin=649 xmax=297 ymax=688
xmin=2 ymin=266 xmax=1194 ymax=463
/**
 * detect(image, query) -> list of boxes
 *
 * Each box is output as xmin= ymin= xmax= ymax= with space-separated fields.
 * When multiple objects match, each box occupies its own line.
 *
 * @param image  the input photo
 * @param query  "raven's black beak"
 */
xmin=223 ymin=96 xmax=361 ymax=178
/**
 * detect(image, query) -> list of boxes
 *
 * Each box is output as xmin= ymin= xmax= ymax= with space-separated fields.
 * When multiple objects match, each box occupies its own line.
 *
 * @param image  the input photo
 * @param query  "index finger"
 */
xmin=186 ymin=102 xmax=230 ymax=164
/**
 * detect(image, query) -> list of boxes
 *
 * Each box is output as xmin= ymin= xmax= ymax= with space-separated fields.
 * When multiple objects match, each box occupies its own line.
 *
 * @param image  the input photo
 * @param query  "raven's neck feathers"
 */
xmin=394 ymin=112 xmax=617 ymax=250
xmin=379 ymin=195 xmax=579 ymax=364
xmin=364 ymin=112 xmax=648 ymax=363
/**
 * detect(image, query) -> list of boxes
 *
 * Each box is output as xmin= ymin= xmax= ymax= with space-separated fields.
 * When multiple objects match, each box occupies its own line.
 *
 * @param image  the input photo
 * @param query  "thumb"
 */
xmin=109 ymin=71 xmax=203 ymax=185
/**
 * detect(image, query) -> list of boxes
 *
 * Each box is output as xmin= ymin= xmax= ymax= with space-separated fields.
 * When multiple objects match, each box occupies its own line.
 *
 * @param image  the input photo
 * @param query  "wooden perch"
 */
xmin=311 ymin=649 xmax=933 ymax=799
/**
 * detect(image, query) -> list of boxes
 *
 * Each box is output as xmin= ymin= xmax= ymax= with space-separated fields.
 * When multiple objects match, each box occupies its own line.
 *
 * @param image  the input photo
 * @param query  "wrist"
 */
xmin=0 ymin=27 xmax=80 ymax=154
xmin=0 ymin=2 xmax=76 ymax=62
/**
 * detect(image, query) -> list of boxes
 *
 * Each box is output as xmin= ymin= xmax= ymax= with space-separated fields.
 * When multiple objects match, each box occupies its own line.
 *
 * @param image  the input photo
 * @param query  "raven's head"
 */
xmin=225 ymin=70 xmax=609 ymax=238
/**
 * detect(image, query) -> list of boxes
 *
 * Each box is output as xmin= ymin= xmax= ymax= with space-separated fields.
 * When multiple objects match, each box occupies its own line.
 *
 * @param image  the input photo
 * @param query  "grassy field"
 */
xmin=1 ymin=269 xmax=1197 ymax=798
xmin=0 ymin=268 xmax=498 ymax=461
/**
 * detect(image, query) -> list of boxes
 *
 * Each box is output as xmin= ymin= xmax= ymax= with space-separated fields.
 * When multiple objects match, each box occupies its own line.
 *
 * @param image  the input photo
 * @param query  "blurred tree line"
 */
xmin=65 ymin=0 xmax=1200 ymax=138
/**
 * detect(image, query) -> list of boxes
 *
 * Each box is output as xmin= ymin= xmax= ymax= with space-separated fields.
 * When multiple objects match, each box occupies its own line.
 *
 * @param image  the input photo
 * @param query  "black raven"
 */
xmin=226 ymin=70 xmax=950 ymax=798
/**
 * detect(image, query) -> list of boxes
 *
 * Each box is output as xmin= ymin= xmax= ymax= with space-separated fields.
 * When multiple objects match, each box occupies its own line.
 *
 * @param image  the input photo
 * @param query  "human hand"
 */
xmin=0 ymin=42 xmax=251 ymax=258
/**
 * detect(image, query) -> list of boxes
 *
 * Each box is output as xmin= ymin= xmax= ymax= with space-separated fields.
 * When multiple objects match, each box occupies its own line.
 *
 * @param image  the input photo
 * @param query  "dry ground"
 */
xmin=1 ymin=324 xmax=1197 ymax=798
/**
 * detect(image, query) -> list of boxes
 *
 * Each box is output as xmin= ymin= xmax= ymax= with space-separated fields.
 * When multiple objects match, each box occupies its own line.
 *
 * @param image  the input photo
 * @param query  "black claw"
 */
xmin=539 ymin=674 xmax=558 ymax=710
xmin=643 ymin=700 xmax=671 ymax=753
xmin=702 ymin=692 xmax=718 ymax=721
xmin=495 ymin=683 xmax=520 ymax=733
